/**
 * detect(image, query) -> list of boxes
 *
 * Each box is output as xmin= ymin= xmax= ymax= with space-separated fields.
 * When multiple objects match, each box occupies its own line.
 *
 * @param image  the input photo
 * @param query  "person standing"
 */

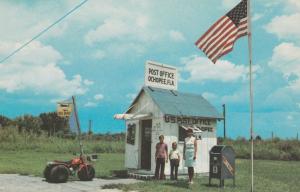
xmin=169 ymin=141 xmax=180 ymax=180
xmin=155 ymin=135 xmax=168 ymax=180
xmin=183 ymin=128 xmax=197 ymax=184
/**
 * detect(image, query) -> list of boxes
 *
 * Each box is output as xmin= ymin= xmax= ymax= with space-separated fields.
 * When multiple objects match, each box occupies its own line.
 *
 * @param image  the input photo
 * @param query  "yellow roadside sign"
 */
xmin=57 ymin=102 xmax=73 ymax=118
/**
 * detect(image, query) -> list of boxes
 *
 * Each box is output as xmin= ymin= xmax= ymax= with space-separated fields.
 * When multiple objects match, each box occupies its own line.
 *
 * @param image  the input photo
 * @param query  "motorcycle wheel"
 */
xmin=78 ymin=165 xmax=95 ymax=181
xmin=49 ymin=165 xmax=69 ymax=183
xmin=43 ymin=164 xmax=54 ymax=181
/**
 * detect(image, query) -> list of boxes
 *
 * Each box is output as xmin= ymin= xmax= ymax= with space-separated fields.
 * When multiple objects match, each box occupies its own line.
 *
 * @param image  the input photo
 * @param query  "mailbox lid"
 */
xmin=210 ymin=145 xmax=225 ymax=154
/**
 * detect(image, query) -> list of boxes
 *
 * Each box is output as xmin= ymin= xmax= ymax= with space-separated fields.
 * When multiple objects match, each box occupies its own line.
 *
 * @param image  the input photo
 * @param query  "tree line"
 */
xmin=0 ymin=113 xmax=125 ymax=140
xmin=0 ymin=113 xmax=68 ymax=136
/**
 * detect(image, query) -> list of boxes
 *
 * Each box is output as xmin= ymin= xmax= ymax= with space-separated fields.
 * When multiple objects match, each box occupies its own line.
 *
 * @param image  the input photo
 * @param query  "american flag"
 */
xmin=195 ymin=0 xmax=248 ymax=63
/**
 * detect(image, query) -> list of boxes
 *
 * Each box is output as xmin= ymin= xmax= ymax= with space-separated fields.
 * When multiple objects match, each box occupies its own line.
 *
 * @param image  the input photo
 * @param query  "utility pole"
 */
xmin=272 ymin=131 xmax=274 ymax=141
xmin=72 ymin=96 xmax=83 ymax=156
xmin=297 ymin=132 xmax=298 ymax=141
xmin=88 ymin=119 xmax=93 ymax=135
xmin=222 ymin=104 xmax=226 ymax=139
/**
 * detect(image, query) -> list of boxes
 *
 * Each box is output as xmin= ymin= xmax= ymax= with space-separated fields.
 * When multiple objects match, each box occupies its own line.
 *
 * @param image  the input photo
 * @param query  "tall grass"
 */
xmin=0 ymin=127 xmax=124 ymax=154
xmin=220 ymin=138 xmax=300 ymax=161
xmin=2 ymin=127 xmax=300 ymax=161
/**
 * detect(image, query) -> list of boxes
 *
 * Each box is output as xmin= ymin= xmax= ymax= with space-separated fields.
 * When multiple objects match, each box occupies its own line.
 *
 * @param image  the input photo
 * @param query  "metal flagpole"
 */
xmin=247 ymin=0 xmax=254 ymax=191
xmin=223 ymin=104 xmax=226 ymax=139
xmin=72 ymin=96 xmax=84 ymax=156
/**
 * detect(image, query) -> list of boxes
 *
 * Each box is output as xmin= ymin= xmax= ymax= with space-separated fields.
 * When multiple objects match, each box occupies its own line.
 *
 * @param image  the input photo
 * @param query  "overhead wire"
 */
xmin=0 ymin=0 xmax=88 ymax=63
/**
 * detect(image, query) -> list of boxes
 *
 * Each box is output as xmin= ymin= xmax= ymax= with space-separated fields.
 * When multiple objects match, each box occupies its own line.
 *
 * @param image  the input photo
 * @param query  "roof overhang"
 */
xmin=114 ymin=113 xmax=152 ymax=120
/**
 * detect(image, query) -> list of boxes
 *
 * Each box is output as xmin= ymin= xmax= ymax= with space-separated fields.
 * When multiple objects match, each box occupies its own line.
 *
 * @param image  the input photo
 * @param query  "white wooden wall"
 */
xmin=160 ymin=120 xmax=217 ymax=174
xmin=124 ymin=120 xmax=139 ymax=169
xmin=125 ymin=91 xmax=162 ymax=170
xmin=124 ymin=90 xmax=217 ymax=174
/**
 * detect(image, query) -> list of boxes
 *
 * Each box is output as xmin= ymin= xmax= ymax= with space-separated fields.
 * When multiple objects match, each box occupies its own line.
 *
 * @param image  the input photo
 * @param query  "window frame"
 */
xmin=178 ymin=125 xmax=187 ymax=142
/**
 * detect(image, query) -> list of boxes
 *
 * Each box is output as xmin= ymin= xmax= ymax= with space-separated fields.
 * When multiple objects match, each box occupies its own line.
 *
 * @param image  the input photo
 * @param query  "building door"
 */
xmin=141 ymin=119 xmax=152 ymax=170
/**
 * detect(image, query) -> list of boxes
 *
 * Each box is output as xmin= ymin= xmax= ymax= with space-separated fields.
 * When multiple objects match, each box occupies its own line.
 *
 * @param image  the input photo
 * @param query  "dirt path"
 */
xmin=0 ymin=174 xmax=140 ymax=192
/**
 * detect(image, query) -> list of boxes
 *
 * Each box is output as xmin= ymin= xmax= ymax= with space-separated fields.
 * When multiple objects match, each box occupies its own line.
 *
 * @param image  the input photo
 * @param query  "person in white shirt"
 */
xmin=183 ymin=128 xmax=197 ymax=184
xmin=169 ymin=141 xmax=180 ymax=180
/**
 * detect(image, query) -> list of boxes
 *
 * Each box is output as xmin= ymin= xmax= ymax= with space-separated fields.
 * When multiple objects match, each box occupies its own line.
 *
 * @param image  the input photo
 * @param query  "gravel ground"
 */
xmin=0 ymin=174 xmax=140 ymax=192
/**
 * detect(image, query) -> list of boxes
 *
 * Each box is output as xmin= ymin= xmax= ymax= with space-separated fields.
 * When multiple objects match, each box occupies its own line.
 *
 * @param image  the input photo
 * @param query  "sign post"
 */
xmin=144 ymin=61 xmax=178 ymax=90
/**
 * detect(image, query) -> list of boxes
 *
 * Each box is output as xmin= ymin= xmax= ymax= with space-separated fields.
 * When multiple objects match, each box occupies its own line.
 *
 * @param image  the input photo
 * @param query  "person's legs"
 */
xmin=191 ymin=167 xmax=194 ymax=181
xmin=174 ymin=166 xmax=178 ymax=180
xmin=188 ymin=167 xmax=192 ymax=182
xmin=154 ymin=158 xmax=161 ymax=179
xmin=159 ymin=158 xmax=165 ymax=180
xmin=188 ymin=167 xmax=194 ymax=183
xmin=174 ymin=160 xmax=179 ymax=180
xmin=170 ymin=160 xmax=174 ymax=180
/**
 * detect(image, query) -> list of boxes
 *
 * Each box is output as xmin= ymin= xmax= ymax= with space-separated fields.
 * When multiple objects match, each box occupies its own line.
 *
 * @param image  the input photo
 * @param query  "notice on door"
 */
xmin=144 ymin=61 xmax=178 ymax=90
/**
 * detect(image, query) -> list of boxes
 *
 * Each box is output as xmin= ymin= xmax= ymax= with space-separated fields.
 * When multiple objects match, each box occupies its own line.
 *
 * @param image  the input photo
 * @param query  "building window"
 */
xmin=178 ymin=125 xmax=187 ymax=142
xmin=127 ymin=123 xmax=136 ymax=145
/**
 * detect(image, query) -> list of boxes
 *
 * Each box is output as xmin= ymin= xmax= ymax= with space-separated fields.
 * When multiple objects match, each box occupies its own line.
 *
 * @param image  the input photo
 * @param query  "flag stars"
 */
xmin=226 ymin=0 xmax=247 ymax=26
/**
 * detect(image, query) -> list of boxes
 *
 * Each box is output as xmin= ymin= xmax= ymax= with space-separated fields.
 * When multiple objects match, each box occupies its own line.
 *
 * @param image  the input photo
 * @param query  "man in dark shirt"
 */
xmin=155 ymin=135 xmax=168 ymax=179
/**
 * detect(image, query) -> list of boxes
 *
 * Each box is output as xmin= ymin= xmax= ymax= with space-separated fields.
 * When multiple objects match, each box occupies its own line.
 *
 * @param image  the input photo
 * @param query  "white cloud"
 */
xmin=94 ymin=94 xmax=104 ymax=101
xmin=253 ymin=13 xmax=263 ymax=22
xmin=267 ymin=43 xmax=300 ymax=106
xmin=0 ymin=1 xmax=72 ymax=42
xmin=126 ymin=93 xmax=137 ymax=101
xmin=83 ymin=79 xmax=94 ymax=86
xmin=262 ymin=0 xmax=283 ymax=8
xmin=264 ymin=87 xmax=298 ymax=111
xmin=169 ymin=30 xmax=185 ymax=42
xmin=92 ymin=50 xmax=106 ymax=60
xmin=265 ymin=13 xmax=300 ymax=40
xmin=264 ymin=0 xmax=300 ymax=40
xmin=269 ymin=42 xmax=300 ymax=78
xmin=202 ymin=92 xmax=218 ymax=101
xmin=81 ymin=1 xmax=167 ymax=57
xmin=180 ymin=55 xmax=249 ymax=83
xmin=264 ymin=0 xmax=300 ymax=109
xmin=83 ymin=13 xmax=160 ymax=58
xmin=84 ymin=101 xmax=97 ymax=108
xmin=0 ymin=1 xmax=93 ymax=97
xmin=285 ymin=0 xmax=300 ymax=12
xmin=84 ymin=93 xmax=104 ymax=107
xmin=85 ymin=18 xmax=132 ymax=45
xmin=287 ymin=115 xmax=294 ymax=120
xmin=221 ymin=90 xmax=248 ymax=104
xmin=0 ymin=41 xmax=91 ymax=97
xmin=84 ymin=11 xmax=158 ymax=46
xmin=221 ymin=0 xmax=240 ymax=9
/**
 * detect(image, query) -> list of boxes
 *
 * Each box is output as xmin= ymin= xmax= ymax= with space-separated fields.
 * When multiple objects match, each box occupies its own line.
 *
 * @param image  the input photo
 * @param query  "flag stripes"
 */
xmin=195 ymin=0 xmax=248 ymax=63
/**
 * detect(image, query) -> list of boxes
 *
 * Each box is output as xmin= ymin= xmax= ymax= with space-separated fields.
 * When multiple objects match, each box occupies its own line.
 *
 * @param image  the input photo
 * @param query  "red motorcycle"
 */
xmin=44 ymin=154 xmax=97 ymax=183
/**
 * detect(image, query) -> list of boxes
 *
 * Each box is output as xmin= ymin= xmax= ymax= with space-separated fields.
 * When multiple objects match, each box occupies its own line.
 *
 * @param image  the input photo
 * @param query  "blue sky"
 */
xmin=1 ymin=0 xmax=300 ymax=139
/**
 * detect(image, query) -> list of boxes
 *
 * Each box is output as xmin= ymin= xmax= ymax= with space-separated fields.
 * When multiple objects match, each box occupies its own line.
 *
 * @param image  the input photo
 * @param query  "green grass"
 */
xmin=1 ymin=129 xmax=300 ymax=191
xmin=118 ymin=159 xmax=300 ymax=192
xmin=221 ymin=138 xmax=300 ymax=161
xmin=0 ymin=128 xmax=124 ymax=154
xmin=0 ymin=150 xmax=124 ymax=178
xmin=0 ymin=150 xmax=299 ymax=191
xmin=0 ymin=150 xmax=300 ymax=192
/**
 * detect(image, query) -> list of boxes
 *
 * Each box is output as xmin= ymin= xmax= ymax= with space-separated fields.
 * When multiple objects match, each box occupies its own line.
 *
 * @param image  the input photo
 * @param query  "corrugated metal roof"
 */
xmin=129 ymin=86 xmax=222 ymax=119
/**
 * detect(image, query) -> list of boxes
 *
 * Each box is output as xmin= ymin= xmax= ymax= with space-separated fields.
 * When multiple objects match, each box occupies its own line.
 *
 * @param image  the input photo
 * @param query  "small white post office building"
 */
xmin=122 ymin=86 xmax=222 ymax=175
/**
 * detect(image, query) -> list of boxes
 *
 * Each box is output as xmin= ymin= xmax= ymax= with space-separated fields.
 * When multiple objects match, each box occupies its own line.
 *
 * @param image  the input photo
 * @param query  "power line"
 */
xmin=0 ymin=0 xmax=88 ymax=64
